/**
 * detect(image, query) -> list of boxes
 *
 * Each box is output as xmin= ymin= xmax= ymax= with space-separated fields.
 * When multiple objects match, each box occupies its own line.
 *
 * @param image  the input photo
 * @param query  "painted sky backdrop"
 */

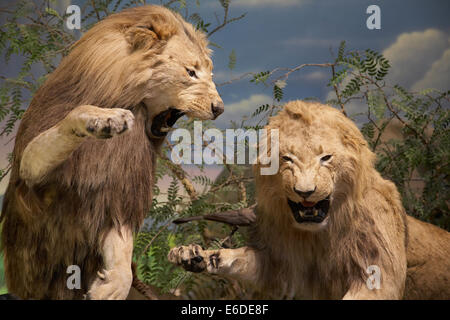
xmin=0 ymin=0 xmax=449 ymax=194
xmin=204 ymin=0 xmax=450 ymax=128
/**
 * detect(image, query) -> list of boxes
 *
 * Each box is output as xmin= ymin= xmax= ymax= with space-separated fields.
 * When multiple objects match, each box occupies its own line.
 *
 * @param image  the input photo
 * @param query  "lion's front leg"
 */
xmin=19 ymin=105 xmax=134 ymax=186
xmin=87 ymin=225 xmax=134 ymax=300
xmin=168 ymin=244 xmax=259 ymax=283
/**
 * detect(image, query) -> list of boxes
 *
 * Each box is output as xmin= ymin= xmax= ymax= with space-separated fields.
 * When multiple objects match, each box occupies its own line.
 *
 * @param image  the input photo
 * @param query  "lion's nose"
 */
xmin=211 ymin=101 xmax=224 ymax=119
xmin=294 ymin=187 xmax=316 ymax=199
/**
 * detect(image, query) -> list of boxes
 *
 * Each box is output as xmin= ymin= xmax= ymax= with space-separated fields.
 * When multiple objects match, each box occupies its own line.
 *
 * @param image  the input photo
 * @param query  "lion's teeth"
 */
xmin=313 ymin=209 xmax=318 ymax=216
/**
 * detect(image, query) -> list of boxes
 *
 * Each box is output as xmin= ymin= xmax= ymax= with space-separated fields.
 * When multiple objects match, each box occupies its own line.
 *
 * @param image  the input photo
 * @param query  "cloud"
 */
xmin=213 ymin=70 xmax=233 ymax=82
xmin=225 ymin=93 xmax=272 ymax=119
xmin=216 ymin=94 xmax=273 ymax=128
xmin=411 ymin=48 xmax=450 ymax=91
xmin=303 ymin=70 xmax=328 ymax=81
xmin=382 ymin=29 xmax=449 ymax=90
xmin=323 ymin=29 xmax=450 ymax=125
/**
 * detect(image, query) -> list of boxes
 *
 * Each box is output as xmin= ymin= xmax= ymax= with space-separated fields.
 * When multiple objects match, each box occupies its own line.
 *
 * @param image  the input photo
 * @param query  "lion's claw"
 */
xmin=168 ymin=244 xmax=207 ymax=273
xmin=83 ymin=108 xmax=134 ymax=139
xmin=66 ymin=106 xmax=134 ymax=139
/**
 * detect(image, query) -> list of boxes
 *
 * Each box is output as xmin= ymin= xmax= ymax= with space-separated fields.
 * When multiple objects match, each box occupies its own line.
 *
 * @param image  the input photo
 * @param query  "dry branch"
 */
xmin=173 ymin=204 xmax=257 ymax=227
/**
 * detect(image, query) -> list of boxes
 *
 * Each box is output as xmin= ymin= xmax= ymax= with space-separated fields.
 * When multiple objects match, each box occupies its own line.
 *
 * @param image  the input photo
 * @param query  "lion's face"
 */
xmin=278 ymin=136 xmax=337 ymax=232
xmin=110 ymin=6 xmax=223 ymax=138
xmin=141 ymin=33 xmax=223 ymax=137
xmin=259 ymin=101 xmax=372 ymax=232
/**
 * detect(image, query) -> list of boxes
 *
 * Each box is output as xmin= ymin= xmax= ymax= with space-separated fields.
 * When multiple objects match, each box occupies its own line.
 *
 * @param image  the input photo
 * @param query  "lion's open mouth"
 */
xmin=150 ymin=108 xmax=185 ymax=137
xmin=287 ymin=197 xmax=330 ymax=224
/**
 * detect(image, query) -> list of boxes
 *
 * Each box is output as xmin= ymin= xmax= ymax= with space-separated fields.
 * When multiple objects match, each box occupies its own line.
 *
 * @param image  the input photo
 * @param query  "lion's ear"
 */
xmin=125 ymin=14 xmax=178 ymax=50
xmin=285 ymin=101 xmax=313 ymax=124
xmin=285 ymin=107 xmax=302 ymax=120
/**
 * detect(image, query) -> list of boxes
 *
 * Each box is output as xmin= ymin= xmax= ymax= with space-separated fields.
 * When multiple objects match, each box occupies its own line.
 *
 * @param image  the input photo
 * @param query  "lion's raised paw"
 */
xmin=67 ymin=106 xmax=134 ymax=139
xmin=168 ymin=244 xmax=208 ymax=273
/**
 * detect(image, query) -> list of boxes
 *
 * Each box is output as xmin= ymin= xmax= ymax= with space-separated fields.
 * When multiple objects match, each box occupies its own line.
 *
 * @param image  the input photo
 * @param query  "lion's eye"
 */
xmin=282 ymin=156 xmax=293 ymax=163
xmin=186 ymin=68 xmax=198 ymax=79
xmin=320 ymin=154 xmax=332 ymax=163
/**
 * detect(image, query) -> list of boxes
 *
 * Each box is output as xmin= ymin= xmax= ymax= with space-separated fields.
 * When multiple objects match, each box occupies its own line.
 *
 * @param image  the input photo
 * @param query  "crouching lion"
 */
xmin=1 ymin=5 xmax=223 ymax=299
xmin=169 ymin=100 xmax=450 ymax=299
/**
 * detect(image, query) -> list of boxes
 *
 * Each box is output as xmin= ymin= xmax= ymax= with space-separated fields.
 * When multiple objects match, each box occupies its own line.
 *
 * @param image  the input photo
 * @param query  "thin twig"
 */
xmin=160 ymin=142 xmax=198 ymax=201
xmin=331 ymin=64 xmax=347 ymax=117
xmin=219 ymin=225 xmax=238 ymax=247
xmin=207 ymin=2 xmax=246 ymax=38
xmin=139 ymin=219 xmax=173 ymax=260
xmin=0 ymin=164 xmax=11 ymax=181
xmin=367 ymin=76 xmax=428 ymax=145
xmin=90 ymin=0 xmax=101 ymax=20
xmin=217 ymin=72 xmax=255 ymax=87
xmin=273 ymin=63 xmax=333 ymax=83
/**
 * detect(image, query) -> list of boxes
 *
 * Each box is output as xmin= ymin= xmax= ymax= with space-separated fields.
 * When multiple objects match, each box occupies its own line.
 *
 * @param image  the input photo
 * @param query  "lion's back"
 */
xmin=404 ymin=215 xmax=450 ymax=299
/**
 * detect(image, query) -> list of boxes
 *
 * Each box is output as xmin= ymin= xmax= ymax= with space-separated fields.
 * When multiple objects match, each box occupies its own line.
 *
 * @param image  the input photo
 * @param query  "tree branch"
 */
xmin=173 ymin=204 xmax=257 ymax=227
xmin=90 ymin=0 xmax=101 ymax=21
xmin=331 ymin=64 xmax=347 ymax=117
xmin=207 ymin=3 xmax=246 ymax=38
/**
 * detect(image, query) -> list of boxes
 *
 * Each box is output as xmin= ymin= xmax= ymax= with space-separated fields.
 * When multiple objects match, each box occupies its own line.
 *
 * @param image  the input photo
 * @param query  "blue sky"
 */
xmin=0 ymin=0 xmax=449 ymax=193
xmin=198 ymin=0 xmax=450 ymax=127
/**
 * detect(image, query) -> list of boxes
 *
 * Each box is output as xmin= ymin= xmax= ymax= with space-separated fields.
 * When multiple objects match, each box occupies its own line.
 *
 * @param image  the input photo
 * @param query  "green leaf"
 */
xmin=252 ymin=104 xmax=270 ymax=117
xmin=273 ymin=85 xmax=283 ymax=102
xmin=250 ymin=71 xmax=270 ymax=84
xmin=45 ymin=7 xmax=61 ymax=19
xmin=228 ymin=49 xmax=236 ymax=71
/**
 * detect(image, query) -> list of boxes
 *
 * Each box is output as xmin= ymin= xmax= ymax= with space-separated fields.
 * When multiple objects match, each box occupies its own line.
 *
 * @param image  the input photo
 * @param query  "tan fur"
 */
xmin=0 ymin=5 xmax=222 ymax=299
xmin=169 ymin=101 xmax=450 ymax=299
xmin=403 ymin=216 xmax=450 ymax=299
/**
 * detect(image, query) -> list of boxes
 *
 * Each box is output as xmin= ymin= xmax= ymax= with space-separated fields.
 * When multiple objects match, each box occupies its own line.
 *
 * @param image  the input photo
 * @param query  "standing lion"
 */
xmin=169 ymin=101 xmax=450 ymax=299
xmin=0 ymin=5 xmax=223 ymax=299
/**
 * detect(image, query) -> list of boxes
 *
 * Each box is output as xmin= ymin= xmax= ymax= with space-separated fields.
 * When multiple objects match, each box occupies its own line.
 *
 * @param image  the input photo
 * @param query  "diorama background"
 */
xmin=0 ymin=0 xmax=448 ymax=297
